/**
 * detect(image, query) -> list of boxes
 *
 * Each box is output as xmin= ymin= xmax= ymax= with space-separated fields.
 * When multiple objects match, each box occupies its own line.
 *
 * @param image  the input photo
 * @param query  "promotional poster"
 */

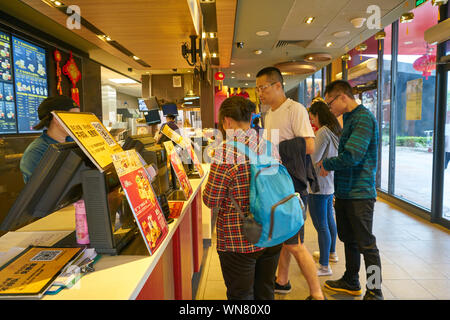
xmin=112 ymin=150 xmax=168 ymax=255
xmin=163 ymin=141 xmax=193 ymax=199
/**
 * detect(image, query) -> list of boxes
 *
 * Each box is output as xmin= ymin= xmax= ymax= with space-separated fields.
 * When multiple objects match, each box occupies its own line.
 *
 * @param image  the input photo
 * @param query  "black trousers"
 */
xmin=218 ymin=244 xmax=282 ymax=300
xmin=334 ymin=198 xmax=382 ymax=289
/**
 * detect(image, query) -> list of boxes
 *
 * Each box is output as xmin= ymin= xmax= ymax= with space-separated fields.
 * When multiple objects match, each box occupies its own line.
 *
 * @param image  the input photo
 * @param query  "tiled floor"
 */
xmin=196 ymin=197 xmax=450 ymax=300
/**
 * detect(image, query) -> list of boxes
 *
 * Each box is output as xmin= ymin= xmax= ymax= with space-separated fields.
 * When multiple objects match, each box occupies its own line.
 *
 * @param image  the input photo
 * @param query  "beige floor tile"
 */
xmin=416 ymin=280 xmax=450 ymax=299
xmin=383 ymin=280 xmax=435 ymax=299
xmin=203 ymin=280 xmax=227 ymax=300
xmin=381 ymin=264 xmax=412 ymax=280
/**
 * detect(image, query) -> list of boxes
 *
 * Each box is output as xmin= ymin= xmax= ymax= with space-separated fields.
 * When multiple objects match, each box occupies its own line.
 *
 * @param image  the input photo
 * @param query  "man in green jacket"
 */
xmin=318 ymin=80 xmax=383 ymax=300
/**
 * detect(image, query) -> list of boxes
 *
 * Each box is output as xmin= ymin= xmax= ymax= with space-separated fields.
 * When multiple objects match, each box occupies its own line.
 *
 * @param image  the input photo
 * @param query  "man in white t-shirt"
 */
xmin=256 ymin=67 xmax=324 ymax=300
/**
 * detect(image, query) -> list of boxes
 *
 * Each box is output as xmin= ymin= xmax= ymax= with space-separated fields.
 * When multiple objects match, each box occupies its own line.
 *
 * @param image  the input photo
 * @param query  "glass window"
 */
xmin=381 ymin=24 xmax=392 ymax=191
xmin=393 ymin=1 xmax=438 ymax=210
xmin=314 ymin=69 xmax=323 ymax=98
xmin=305 ymin=76 xmax=313 ymax=107
xmin=444 ymin=70 xmax=450 ymax=220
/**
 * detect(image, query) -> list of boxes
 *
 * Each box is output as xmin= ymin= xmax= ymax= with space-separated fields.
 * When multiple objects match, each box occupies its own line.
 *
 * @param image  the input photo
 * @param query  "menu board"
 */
xmin=0 ymin=31 xmax=15 ymax=134
xmin=112 ymin=150 xmax=168 ymax=256
xmin=12 ymin=36 xmax=48 ymax=133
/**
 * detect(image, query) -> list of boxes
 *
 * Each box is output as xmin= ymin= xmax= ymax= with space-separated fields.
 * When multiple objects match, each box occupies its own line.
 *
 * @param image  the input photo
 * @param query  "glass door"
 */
xmin=444 ymin=70 xmax=450 ymax=221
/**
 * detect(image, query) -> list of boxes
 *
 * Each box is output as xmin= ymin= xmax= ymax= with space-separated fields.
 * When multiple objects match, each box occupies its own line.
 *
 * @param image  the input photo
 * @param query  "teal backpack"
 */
xmin=228 ymin=141 xmax=305 ymax=247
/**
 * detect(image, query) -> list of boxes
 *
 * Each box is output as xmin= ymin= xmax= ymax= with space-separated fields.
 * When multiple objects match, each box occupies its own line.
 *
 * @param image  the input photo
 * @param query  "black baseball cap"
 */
xmin=33 ymin=95 xmax=79 ymax=130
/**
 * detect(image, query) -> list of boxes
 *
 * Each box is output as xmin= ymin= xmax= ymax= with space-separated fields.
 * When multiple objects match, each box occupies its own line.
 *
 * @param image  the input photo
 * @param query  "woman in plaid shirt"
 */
xmin=203 ymin=96 xmax=282 ymax=300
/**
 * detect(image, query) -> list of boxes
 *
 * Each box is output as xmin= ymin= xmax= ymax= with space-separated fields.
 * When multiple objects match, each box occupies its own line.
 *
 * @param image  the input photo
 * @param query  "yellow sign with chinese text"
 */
xmin=52 ymin=111 xmax=123 ymax=171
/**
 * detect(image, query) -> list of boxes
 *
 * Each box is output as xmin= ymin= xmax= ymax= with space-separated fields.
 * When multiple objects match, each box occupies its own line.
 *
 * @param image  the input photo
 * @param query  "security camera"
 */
xmin=236 ymin=42 xmax=244 ymax=48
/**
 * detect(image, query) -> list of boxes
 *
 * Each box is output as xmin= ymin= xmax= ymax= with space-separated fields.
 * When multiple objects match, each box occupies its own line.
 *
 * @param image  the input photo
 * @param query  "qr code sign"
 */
xmin=30 ymin=250 xmax=62 ymax=262
xmin=91 ymin=122 xmax=116 ymax=147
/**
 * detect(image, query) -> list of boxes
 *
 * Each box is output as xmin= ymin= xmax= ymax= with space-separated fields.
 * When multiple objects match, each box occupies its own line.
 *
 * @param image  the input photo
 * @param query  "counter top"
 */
xmin=2 ymin=164 xmax=210 ymax=300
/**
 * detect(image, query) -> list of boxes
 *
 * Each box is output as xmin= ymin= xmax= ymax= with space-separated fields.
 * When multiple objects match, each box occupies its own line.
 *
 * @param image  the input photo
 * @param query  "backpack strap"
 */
xmin=228 ymin=189 xmax=247 ymax=220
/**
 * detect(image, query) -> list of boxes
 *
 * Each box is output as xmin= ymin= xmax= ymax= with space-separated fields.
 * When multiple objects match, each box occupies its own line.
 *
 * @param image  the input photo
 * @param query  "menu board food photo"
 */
xmin=0 ymin=31 xmax=15 ymax=135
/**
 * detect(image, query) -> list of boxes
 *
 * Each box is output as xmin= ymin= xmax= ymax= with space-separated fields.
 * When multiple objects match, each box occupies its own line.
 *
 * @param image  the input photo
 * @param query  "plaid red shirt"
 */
xmin=203 ymin=128 xmax=280 ymax=253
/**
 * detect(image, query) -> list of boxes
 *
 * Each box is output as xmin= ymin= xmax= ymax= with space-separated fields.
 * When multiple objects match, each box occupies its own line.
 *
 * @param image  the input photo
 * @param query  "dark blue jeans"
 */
xmin=308 ymin=194 xmax=337 ymax=266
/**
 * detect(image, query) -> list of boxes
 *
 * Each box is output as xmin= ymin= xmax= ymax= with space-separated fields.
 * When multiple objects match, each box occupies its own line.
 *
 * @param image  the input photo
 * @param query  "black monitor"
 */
xmin=143 ymin=109 xmax=161 ymax=125
xmin=116 ymin=108 xmax=134 ymax=119
xmin=0 ymin=142 xmax=137 ymax=255
xmin=162 ymin=103 xmax=178 ymax=116
xmin=0 ymin=142 xmax=92 ymax=231
xmin=122 ymin=134 xmax=156 ymax=152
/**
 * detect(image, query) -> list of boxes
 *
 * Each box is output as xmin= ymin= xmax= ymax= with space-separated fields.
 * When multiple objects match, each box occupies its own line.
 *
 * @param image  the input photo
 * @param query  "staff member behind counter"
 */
xmin=154 ymin=114 xmax=180 ymax=144
xmin=20 ymin=96 xmax=80 ymax=183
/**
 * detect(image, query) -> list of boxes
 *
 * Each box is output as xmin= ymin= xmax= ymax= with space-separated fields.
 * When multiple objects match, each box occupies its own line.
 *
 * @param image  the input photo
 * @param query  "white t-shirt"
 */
xmin=263 ymin=98 xmax=315 ymax=145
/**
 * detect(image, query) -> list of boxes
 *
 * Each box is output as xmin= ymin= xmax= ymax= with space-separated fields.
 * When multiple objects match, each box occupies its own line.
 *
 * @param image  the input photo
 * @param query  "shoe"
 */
xmin=317 ymin=264 xmax=333 ymax=277
xmin=274 ymin=280 xmax=291 ymax=294
xmin=313 ymin=251 xmax=339 ymax=263
xmin=324 ymin=278 xmax=362 ymax=296
xmin=363 ymin=289 xmax=384 ymax=300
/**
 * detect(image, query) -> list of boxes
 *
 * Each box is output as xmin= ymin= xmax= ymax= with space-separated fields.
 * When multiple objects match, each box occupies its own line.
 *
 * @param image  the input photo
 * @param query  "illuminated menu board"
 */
xmin=12 ymin=36 xmax=48 ymax=133
xmin=0 ymin=31 xmax=15 ymax=134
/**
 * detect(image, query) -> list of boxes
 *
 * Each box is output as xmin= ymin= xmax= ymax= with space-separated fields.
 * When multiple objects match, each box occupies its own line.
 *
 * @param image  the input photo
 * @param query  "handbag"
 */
xmin=229 ymin=191 xmax=262 ymax=244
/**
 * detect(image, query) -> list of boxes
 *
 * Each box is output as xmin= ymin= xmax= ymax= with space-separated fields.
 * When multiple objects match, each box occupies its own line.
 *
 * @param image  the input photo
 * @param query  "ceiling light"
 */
xmin=304 ymin=53 xmax=333 ymax=62
xmin=202 ymin=32 xmax=207 ymax=39
xmin=231 ymin=76 xmax=235 ymax=79
xmin=132 ymin=56 xmax=139 ymax=60
xmin=350 ymin=17 xmax=366 ymax=28
xmin=211 ymin=53 xmax=217 ymax=58
xmin=326 ymin=42 xmax=334 ymax=47
xmin=105 ymin=36 xmax=112 ymax=41
xmin=254 ymin=50 xmax=263 ymax=55
xmin=230 ymin=62 xmax=235 ymax=65
xmin=53 ymin=0 xmax=63 ymax=6
xmin=256 ymin=31 xmax=270 ymax=36
xmin=231 ymin=71 xmax=235 ymax=73
xmin=333 ymin=31 xmax=350 ymax=38
xmin=209 ymin=32 xmax=217 ymax=39
xmin=245 ymin=83 xmax=248 ymax=86
xmin=246 ymin=73 xmax=251 ymax=77
xmin=308 ymin=56 xmax=313 ymax=60
xmin=109 ymin=78 xmax=138 ymax=84
xmin=304 ymin=17 xmax=315 ymax=24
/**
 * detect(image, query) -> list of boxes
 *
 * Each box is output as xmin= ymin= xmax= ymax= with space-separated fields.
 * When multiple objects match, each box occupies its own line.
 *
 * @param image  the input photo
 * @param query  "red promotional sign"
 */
xmin=112 ymin=150 xmax=168 ymax=255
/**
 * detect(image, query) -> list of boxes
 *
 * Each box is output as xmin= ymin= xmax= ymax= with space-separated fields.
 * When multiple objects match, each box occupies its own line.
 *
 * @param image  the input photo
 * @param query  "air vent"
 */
xmin=275 ymin=40 xmax=311 ymax=48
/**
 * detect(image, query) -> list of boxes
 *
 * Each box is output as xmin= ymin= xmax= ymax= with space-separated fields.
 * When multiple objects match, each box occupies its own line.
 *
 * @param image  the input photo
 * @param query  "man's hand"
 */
xmin=317 ymin=160 xmax=329 ymax=177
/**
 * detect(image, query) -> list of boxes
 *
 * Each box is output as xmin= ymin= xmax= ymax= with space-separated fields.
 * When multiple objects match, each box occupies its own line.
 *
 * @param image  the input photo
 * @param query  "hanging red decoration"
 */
xmin=214 ymin=71 xmax=225 ymax=81
xmin=62 ymin=51 xmax=81 ymax=106
xmin=54 ymin=49 xmax=63 ymax=95
xmin=413 ymin=54 xmax=436 ymax=80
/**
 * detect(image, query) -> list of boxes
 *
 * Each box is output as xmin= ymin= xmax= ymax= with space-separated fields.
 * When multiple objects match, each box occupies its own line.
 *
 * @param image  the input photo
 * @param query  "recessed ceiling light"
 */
xmin=333 ymin=31 xmax=350 ymax=38
xmin=53 ymin=0 xmax=63 ymax=6
xmin=230 ymin=62 xmax=235 ymax=65
xmin=245 ymin=83 xmax=248 ymax=86
xmin=256 ymin=31 xmax=270 ymax=36
xmin=246 ymin=73 xmax=251 ymax=77
xmin=254 ymin=50 xmax=263 ymax=55
xmin=209 ymin=32 xmax=217 ymax=39
xmin=211 ymin=53 xmax=217 ymax=58
xmin=326 ymin=42 xmax=334 ymax=47
xmin=304 ymin=16 xmax=315 ymax=24
xmin=231 ymin=71 xmax=235 ymax=73
xmin=202 ymin=32 xmax=207 ymax=39
xmin=132 ymin=56 xmax=139 ymax=60
xmin=231 ymin=76 xmax=235 ymax=79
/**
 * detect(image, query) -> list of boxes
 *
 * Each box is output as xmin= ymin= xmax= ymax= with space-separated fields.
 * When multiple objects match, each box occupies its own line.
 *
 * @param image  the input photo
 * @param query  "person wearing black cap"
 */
xmin=20 ymin=96 xmax=80 ymax=183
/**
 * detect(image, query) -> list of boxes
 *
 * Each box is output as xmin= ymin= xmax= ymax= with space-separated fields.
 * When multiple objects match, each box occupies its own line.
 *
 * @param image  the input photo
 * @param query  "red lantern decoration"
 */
xmin=54 ymin=49 xmax=63 ymax=95
xmin=62 ymin=51 xmax=81 ymax=106
xmin=214 ymin=71 xmax=225 ymax=81
xmin=413 ymin=54 xmax=436 ymax=80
